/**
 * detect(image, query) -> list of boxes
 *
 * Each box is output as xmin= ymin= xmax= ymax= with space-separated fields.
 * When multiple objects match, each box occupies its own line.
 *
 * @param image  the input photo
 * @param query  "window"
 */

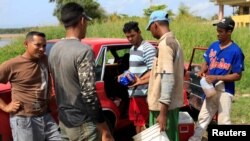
xmin=95 ymin=47 xmax=106 ymax=81
xmin=243 ymin=6 xmax=250 ymax=14
xmin=45 ymin=42 xmax=55 ymax=56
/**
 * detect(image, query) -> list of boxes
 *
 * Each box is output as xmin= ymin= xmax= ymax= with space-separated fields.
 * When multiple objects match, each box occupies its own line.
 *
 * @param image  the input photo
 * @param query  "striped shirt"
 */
xmin=128 ymin=41 xmax=156 ymax=97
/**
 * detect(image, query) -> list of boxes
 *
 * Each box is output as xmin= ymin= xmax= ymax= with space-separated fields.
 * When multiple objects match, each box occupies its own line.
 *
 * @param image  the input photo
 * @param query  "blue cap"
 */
xmin=146 ymin=10 xmax=169 ymax=30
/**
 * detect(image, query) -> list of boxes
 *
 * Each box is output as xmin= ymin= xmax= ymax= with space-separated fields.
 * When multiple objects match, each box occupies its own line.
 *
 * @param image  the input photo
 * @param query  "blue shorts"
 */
xmin=10 ymin=113 xmax=61 ymax=141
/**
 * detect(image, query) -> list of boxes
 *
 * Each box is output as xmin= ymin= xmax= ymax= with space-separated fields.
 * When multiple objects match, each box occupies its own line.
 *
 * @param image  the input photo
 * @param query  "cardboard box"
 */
xmin=179 ymin=112 xmax=195 ymax=141
xmin=132 ymin=123 xmax=169 ymax=141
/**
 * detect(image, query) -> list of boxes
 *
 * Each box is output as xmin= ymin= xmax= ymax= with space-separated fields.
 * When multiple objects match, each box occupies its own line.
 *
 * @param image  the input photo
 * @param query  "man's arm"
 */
xmin=140 ymin=70 xmax=151 ymax=82
xmin=77 ymin=50 xmax=114 ymax=141
xmin=197 ymin=62 xmax=208 ymax=77
xmin=77 ymin=50 xmax=104 ymax=123
xmin=0 ymin=98 xmax=7 ymax=111
xmin=157 ymin=73 xmax=175 ymax=131
xmin=0 ymin=61 xmax=21 ymax=113
xmin=128 ymin=70 xmax=151 ymax=87
xmin=0 ymin=98 xmax=20 ymax=113
xmin=206 ymin=72 xmax=242 ymax=84
xmin=97 ymin=122 xmax=114 ymax=141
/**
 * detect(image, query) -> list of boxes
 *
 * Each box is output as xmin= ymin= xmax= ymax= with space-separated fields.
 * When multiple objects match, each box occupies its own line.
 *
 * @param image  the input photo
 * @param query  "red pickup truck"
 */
xmin=0 ymin=38 xmax=206 ymax=141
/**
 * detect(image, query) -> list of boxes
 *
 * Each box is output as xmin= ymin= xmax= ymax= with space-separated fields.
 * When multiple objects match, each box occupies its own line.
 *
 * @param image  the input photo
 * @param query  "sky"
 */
xmin=0 ymin=0 xmax=233 ymax=28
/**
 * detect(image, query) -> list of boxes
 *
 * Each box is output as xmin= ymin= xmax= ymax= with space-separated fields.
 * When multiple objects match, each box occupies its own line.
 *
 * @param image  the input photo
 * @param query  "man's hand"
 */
xmin=117 ymin=73 xmax=123 ymax=82
xmin=157 ymin=112 xmax=167 ymax=132
xmin=197 ymin=62 xmax=208 ymax=78
xmin=97 ymin=122 xmax=114 ymax=141
xmin=205 ymin=75 xmax=217 ymax=83
xmin=128 ymin=75 xmax=141 ymax=88
xmin=197 ymin=71 xmax=206 ymax=78
xmin=2 ymin=101 xmax=21 ymax=113
xmin=157 ymin=104 xmax=168 ymax=132
xmin=101 ymin=130 xmax=114 ymax=141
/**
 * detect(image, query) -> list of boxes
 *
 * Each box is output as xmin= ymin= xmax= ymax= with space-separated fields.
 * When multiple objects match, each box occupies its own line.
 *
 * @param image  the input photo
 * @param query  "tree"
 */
xmin=143 ymin=4 xmax=174 ymax=19
xmin=177 ymin=3 xmax=191 ymax=16
xmin=49 ymin=0 xmax=107 ymax=21
xmin=211 ymin=14 xmax=219 ymax=20
xmin=143 ymin=5 xmax=167 ymax=17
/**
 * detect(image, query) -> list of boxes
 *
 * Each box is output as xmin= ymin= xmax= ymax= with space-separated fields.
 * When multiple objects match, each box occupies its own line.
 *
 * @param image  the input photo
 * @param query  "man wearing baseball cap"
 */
xmin=147 ymin=10 xmax=184 ymax=141
xmin=189 ymin=17 xmax=245 ymax=141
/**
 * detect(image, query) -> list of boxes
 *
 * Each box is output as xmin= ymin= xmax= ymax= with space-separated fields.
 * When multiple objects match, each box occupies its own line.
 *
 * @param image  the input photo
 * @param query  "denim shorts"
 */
xmin=10 ymin=113 xmax=61 ymax=141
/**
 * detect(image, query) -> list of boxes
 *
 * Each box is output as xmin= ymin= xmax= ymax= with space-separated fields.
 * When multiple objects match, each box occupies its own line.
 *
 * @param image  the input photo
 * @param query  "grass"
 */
xmin=231 ymin=95 xmax=250 ymax=124
xmin=0 ymin=37 xmax=25 ymax=63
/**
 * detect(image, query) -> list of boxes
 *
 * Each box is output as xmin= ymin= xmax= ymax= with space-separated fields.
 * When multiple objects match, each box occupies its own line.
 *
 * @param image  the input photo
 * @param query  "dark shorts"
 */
xmin=129 ymin=97 xmax=149 ymax=126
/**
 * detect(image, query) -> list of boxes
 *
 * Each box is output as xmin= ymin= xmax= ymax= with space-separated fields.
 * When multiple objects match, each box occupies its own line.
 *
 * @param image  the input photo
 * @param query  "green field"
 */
xmin=1 ymin=15 xmax=249 ymax=93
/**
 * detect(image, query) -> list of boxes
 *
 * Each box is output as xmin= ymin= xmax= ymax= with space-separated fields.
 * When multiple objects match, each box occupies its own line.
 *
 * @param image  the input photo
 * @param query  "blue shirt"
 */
xmin=204 ymin=41 xmax=244 ymax=95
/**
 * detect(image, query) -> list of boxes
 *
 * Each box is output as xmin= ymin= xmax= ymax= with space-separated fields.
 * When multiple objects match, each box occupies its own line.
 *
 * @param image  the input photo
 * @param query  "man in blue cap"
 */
xmin=147 ymin=10 xmax=184 ymax=141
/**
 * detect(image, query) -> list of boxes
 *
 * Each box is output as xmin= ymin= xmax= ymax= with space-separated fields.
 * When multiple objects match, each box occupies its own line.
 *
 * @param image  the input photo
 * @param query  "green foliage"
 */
xmin=0 ymin=27 xmax=33 ymax=34
xmin=143 ymin=5 xmax=167 ymax=17
xmin=49 ymin=0 xmax=107 ymax=22
xmin=85 ymin=17 xmax=156 ymax=39
xmin=0 ymin=37 xmax=25 ymax=63
xmin=177 ymin=2 xmax=191 ymax=17
xmin=232 ymin=27 xmax=250 ymax=94
xmin=36 ymin=26 xmax=65 ymax=39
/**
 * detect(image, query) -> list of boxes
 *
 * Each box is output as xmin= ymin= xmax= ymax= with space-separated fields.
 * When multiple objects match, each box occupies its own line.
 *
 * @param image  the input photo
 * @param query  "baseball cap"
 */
xmin=213 ymin=17 xmax=235 ymax=30
xmin=61 ymin=2 xmax=92 ymax=27
xmin=146 ymin=10 xmax=169 ymax=30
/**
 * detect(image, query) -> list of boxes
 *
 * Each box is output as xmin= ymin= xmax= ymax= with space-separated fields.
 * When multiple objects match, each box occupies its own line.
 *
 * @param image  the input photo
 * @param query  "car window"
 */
xmin=45 ymin=42 xmax=55 ymax=56
xmin=189 ymin=48 xmax=207 ymax=73
xmin=95 ymin=47 xmax=106 ymax=81
xmin=106 ymin=48 xmax=130 ymax=64
xmin=95 ymin=45 xmax=131 ymax=81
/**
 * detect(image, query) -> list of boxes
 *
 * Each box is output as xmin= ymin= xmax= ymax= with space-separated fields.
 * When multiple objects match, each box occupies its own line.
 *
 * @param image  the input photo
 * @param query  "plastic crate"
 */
xmin=132 ymin=123 xmax=169 ymax=141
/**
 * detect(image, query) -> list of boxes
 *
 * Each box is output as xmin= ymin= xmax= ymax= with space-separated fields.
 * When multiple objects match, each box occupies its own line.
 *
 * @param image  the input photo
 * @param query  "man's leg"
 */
xmin=149 ymin=109 xmax=179 ymax=141
xmin=59 ymin=121 xmax=69 ymax=141
xmin=166 ymin=108 xmax=179 ymax=141
xmin=218 ymin=92 xmax=233 ymax=124
xmin=189 ymin=94 xmax=218 ymax=141
xmin=10 ymin=115 xmax=40 ymax=141
xmin=44 ymin=113 xmax=61 ymax=141
xmin=149 ymin=111 xmax=158 ymax=126
xmin=59 ymin=120 xmax=99 ymax=141
xmin=134 ymin=97 xmax=149 ymax=133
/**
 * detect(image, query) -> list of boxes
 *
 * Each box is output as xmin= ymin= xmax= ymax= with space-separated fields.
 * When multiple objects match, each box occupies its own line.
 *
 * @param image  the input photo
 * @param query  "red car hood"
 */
xmin=0 ymin=83 xmax=11 ymax=94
